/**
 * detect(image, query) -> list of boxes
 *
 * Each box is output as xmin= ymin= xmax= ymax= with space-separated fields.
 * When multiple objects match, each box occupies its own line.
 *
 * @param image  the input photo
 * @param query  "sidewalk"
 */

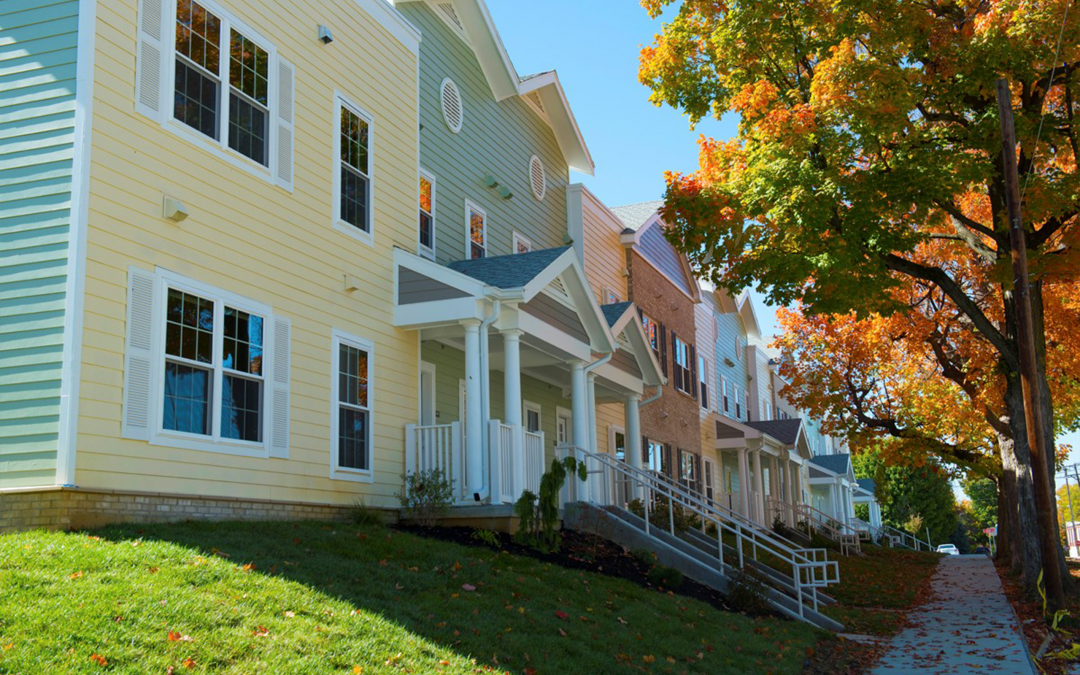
xmin=871 ymin=554 xmax=1036 ymax=675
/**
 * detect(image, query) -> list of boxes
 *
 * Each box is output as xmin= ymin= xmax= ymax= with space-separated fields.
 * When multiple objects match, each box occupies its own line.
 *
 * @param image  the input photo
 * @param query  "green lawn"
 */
xmin=0 ymin=521 xmax=823 ymax=674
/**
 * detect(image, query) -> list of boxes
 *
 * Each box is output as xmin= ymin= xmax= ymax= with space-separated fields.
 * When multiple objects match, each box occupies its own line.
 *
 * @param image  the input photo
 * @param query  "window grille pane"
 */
xmin=174 ymin=60 xmax=219 ymax=139
xmin=229 ymin=30 xmax=268 ymax=106
xmin=175 ymin=0 xmax=220 ymax=72
xmin=222 ymin=307 xmax=263 ymax=375
xmin=339 ymin=344 xmax=369 ymax=407
xmin=339 ymin=407 xmax=369 ymax=470
xmin=221 ymin=374 xmax=262 ymax=441
xmin=341 ymin=166 xmax=370 ymax=232
xmin=166 ymin=288 xmax=214 ymax=363
xmin=228 ymin=92 xmax=268 ymax=165
xmin=340 ymin=107 xmax=369 ymax=174
xmin=163 ymin=362 xmax=212 ymax=435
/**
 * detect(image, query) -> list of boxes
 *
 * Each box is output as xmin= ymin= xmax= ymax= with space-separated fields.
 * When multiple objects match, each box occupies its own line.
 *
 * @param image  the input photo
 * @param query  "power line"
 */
xmin=1020 ymin=1 xmax=1072 ymax=204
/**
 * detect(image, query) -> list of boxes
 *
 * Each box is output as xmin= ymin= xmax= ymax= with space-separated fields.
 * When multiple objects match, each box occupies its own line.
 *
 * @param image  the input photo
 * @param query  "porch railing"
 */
xmin=879 ymin=523 xmax=934 ymax=552
xmin=790 ymin=500 xmax=862 ymax=555
xmin=404 ymin=422 xmax=466 ymax=501
xmin=523 ymin=430 xmax=545 ymax=494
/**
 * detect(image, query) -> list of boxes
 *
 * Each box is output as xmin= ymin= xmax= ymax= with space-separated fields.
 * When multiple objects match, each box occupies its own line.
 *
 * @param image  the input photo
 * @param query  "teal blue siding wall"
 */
xmin=712 ymin=311 xmax=749 ymax=421
xmin=0 ymin=0 xmax=80 ymax=486
xmin=398 ymin=4 xmax=570 ymax=263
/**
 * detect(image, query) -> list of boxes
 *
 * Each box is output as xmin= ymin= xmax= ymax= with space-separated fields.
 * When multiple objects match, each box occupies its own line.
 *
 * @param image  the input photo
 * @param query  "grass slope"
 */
xmin=0 ymin=521 xmax=822 ymax=674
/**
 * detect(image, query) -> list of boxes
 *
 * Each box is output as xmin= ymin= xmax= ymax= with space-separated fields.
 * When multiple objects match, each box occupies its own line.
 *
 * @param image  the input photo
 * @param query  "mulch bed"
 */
xmin=995 ymin=560 xmax=1080 ymax=675
xmin=395 ymin=524 xmax=745 ymax=616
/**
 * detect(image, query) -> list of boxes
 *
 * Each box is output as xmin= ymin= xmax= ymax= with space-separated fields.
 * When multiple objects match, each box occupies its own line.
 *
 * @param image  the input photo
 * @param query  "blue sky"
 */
xmin=484 ymin=0 xmax=1080 ymax=473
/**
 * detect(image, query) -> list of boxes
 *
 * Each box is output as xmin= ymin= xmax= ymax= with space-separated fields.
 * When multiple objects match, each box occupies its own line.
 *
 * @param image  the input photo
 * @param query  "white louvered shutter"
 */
xmin=274 ymin=58 xmax=296 ymax=191
xmin=269 ymin=315 xmax=291 ymax=458
xmin=122 ymin=268 xmax=158 ymax=440
xmin=135 ymin=0 xmax=168 ymax=120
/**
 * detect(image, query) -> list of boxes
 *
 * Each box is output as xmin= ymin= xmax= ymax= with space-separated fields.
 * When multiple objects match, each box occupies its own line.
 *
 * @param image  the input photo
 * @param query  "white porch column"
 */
xmin=502 ymin=330 xmax=523 ymax=499
xmin=752 ymin=449 xmax=765 ymax=526
xmin=737 ymin=448 xmax=751 ymax=519
xmin=570 ymin=360 xmax=588 ymax=502
xmin=463 ymin=320 xmax=484 ymax=499
xmin=585 ymin=372 xmax=598 ymax=502
xmin=828 ymin=481 xmax=839 ymax=521
xmin=784 ymin=459 xmax=796 ymax=526
xmin=625 ymin=394 xmax=642 ymax=499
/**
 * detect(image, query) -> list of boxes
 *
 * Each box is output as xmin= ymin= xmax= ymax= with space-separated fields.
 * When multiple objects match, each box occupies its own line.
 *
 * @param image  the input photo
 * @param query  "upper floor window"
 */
xmin=721 ymin=376 xmax=730 ymax=413
xmin=513 ymin=231 xmax=532 ymax=254
xmin=603 ymin=287 xmax=621 ymax=305
xmin=419 ymin=171 xmax=435 ymax=257
xmin=763 ymin=401 xmax=771 ymax=420
xmin=642 ymin=314 xmax=660 ymax=359
xmin=673 ymin=336 xmax=693 ymax=396
xmin=334 ymin=95 xmax=373 ymax=245
xmin=466 ymin=200 xmax=486 ymax=259
xmin=735 ymin=387 xmax=742 ymax=420
xmin=174 ymin=0 xmax=269 ymax=165
xmin=698 ymin=355 xmax=709 ymax=409
xmin=744 ymin=389 xmax=751 ymax=420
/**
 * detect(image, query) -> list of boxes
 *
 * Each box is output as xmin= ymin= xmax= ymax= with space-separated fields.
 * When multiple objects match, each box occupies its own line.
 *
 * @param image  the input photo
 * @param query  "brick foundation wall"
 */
xmin=0 ymin=487 xmax=380 ymax=533
xmin=627 ymin=249 xmax=702 ymax=457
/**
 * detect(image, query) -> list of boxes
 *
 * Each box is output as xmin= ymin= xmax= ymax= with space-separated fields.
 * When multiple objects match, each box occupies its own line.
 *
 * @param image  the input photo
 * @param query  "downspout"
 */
xmin=476 ymin=297 xmax=501 ymax=501
xmin=639 ymin=384 xmax=662 ymax=408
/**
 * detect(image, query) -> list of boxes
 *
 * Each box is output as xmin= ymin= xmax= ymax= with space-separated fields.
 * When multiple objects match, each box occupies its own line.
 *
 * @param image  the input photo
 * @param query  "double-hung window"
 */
xmin=642 ymin=314 xmax=660 ymax=361
xmin=334 ymin=94 xmax=374 ymax=244
xmin=466 ymin=200 xmax=487 ymax=259
xmin=419 ymin=170 xmax=435 ymax=257
xmin=735 ymin=388 xmax=743 ymax=420
xmin=513 ymin=231 xmax=532 ymax=254
xmin=698 ymin=355 xmax=709 ymax=409
xmin=332 ymin=330 xmax=374 ymax=481
xmin=673 ymin=336 xmax=693 ymax=396
xmin=721 ymin=376 xmax=730 ymax=413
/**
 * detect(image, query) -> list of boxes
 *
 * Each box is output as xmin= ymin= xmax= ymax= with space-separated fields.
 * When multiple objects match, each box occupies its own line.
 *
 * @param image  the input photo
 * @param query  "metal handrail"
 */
xmin=563 ymin=447 xmax=839 ymax=619
xmin=879 ymin=523 xmax=933 ymax=552
xmin=787 ymin=500 xmax=862 ymax=555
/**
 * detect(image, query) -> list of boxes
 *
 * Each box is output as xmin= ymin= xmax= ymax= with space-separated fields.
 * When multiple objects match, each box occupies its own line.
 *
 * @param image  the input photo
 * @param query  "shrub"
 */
xmin=647 ymin=564 xmax=684 ymax=590
xmin=726 ymin=567 xmax=772 ymax=615
xmin=513 ymin=456 xmax=587 ymax=553
xmin=396 ymin=468 xmax=454 ymax=527
xmin=349 ymin=499 xmax=382 ymax=527
xmin=631 ymin=548 xmax=657 ymax=567
xmin=471 ymin=528 xmax=500 ymax=547
xmin=627 ymin=495 xmax=700 ymax=533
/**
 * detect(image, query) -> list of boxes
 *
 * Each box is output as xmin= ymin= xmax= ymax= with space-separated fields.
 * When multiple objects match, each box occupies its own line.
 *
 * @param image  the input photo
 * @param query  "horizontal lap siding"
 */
xmin=397 ymin=5 xmax=570 ymax=264
xmin=0 ymin=0 xmax=80 ymax=487
xmin=713 ymin=311 xmax=748 ymax=421
xmin=78 ymin=0 xmax=419 ymax=506
xmin=580 ymin=197 xmax=625 ymax=304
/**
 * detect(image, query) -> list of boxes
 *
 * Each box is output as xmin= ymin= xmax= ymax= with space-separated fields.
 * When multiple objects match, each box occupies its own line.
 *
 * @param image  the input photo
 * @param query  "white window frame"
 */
xmin=150 ymin=269 xmax=274 ymax=458
xmin=333 ymin=92 xmax=376 ymax=248
xmin=609 ymin=424 xmax=626 ymax=461
xmin=673 ymin=335 xmax=693 ymax=396
xmin=163 ymin=0 xmax=280 ymax=183
xmin=602 ymin=286 xmax=620 ymax=305
xmin=698 ymin=355 xmax=710 ymax=410
xmin=418 ymin=168 xmax=436 ymax=259
xmin=523 ymin=400 xmax=541 ymax=433
xmin=721 ymin=375 xmax=729 ymax=414
xmin=513 ymin=231 xmax=532 ymax=254
xmin=330 ymin=329 xmax=375 ymax=482
xmin=465 ymin=198 xmax=487 ymax=259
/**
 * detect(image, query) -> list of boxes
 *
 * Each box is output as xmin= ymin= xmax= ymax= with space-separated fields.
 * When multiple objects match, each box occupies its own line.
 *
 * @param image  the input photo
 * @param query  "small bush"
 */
xmin=396 ymin=468 xmax=454 ymax=527
xmin=631 ymin=548 xmax=657 ymax=567
xmin=350 ymin=499 xmax=382 ymax=526
xmin=626 ymin=495 xmax=700 ymax=533
xmin=647 ymin=564 xmax=684 ymax=590
xmin=726 ymin=567 xmax=772 ymax=615
xmin=471 ymin=528 xmax=500 ymax=547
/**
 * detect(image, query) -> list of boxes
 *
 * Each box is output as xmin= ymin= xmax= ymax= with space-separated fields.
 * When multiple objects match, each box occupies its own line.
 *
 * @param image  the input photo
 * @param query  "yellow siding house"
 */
xmin=0 ymin=0 xmax=422 ymax=529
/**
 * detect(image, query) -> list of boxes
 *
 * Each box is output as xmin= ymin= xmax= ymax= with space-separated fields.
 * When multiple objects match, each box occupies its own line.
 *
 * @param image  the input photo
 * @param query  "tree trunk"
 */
xmin=1003 ymin=374 xmax=1043 ymax=587
xmin=995 ymin=452 xmax=1017 ymax=571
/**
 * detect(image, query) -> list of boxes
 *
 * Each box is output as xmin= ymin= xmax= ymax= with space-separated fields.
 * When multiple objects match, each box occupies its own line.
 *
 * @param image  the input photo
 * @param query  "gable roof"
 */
xmin=447 ymin=247 xmax=569 ymax=288
xmin=610 ymin=200 xmax=664 ymax=232
xmin=857 ymin=478 xmax=877 ymax=495
xmin=601 ymin=301 xmax=634 ymax=328
xmin=395 ymin=0 xmax=593 ymax=175
xmin=809 ymin=453 xmax=852 ymax=477
xmin=744 ymin=419 xmax=803 ymax=446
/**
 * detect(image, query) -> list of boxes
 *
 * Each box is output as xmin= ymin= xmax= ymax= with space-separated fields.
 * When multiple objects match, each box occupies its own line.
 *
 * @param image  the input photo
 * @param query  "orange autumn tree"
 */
xmin=639 ymin=0 xmax=1080 ymax=593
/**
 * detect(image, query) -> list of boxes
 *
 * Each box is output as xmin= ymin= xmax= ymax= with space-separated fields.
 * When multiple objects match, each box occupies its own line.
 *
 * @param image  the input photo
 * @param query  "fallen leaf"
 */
xmin=643 ymin=655 xmax=655 ymax=664
xmin=89 ymin=653 xmax=108 ymax=666
xmin=183 ymin=657 xmax=197 ymax=669
xmin=70 ymin=571 xmax=83 ymax=580
xmin=284 ymin=611 xmax=295 ymax=618
xmin=554 ymin=611 xmax=569 ymax=620
xmin=253 ymin=626 xmax=270 ymax=637
xmin=352 ymin=667 xmax=363 ymax=674
xmin=242 ymin=563 xmax=256 ymax=572
xmin=461 ymin=584 xmax=476 ymax=592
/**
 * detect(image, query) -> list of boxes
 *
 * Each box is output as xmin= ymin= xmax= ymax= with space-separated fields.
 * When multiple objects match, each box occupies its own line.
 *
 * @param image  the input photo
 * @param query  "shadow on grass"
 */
xmin=0 ymin=520 xmax=823 ymax=674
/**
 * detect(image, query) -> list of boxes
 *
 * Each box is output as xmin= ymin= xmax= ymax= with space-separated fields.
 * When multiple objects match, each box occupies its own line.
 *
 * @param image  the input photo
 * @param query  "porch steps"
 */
xmin=563 ymin=502 xmax=844 ymax=632
xmin=680 ymin=526 xmax=836 ymax=606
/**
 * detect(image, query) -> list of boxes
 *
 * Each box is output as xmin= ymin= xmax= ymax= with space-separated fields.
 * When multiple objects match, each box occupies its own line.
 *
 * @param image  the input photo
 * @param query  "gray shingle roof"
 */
xmin=745 ymin=419 xmax=803 ymax=445
xmin=447 ymin=247 xmax=569 ymax=289
xmin=600 ymin=301 xmax=633 ymax=327
xmin=857 ymin=478 xmax=877 ymax=494
xmin=809 ymin=453 xmax=852 ymax=476
xmin=610 ymin=200 xmax=663 ymax=232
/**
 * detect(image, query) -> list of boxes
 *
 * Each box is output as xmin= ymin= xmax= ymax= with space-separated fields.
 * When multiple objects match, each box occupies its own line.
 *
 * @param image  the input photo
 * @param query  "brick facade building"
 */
xmin=612 ymin=202 xmax=703 ymax=492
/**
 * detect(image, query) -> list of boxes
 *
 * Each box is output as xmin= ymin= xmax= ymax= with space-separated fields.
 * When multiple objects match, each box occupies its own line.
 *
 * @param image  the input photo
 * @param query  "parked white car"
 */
xmin=936 ymin=544 xmax=960 ymax=555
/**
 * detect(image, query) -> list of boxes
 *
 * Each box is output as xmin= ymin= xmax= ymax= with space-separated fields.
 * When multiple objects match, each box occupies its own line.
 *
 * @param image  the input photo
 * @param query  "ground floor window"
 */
xmin=331 ymin=330 xmax=373 ymax=480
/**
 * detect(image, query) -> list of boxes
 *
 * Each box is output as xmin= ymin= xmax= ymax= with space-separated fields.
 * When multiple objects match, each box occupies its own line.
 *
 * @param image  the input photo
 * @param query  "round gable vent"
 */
xmin=528 ymin=154 xmax=546 ymax=201
xmin=440 ymin=78 xmax=463 ymax=133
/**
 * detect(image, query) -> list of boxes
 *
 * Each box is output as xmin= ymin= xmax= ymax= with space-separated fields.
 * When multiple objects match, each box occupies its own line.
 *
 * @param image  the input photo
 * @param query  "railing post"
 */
xmin=450 ymin=421 xmax=462 ymax=502
xmin=512 ymin=423 xmax=524 ymax=502
xmin=404 ymin=424 xmax=416 ymax=498
xmin=488 ymin=420 xmax=502 ymax=505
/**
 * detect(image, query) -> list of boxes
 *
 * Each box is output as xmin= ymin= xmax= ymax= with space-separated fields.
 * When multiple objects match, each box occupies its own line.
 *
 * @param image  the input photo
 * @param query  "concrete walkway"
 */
xmin=872 ymin=554 xmax=1036 ymax=675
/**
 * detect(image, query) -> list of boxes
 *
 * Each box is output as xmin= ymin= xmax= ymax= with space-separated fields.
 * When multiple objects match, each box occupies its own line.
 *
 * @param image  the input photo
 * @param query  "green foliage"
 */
xmin=647 ymin=564 xmax=685 ymax=590
xmin=349 ymin=499 xmax=382 ymax=527
xmin=513 ymin=456 xmax=586 ymax=553
xmin=853 ymin=449 xmax=957 ymax=545
xmin=631 ymin=548 xmax=658 ymax=567
xmin=471 ymin=528 xmax=500 ymax=548
xmin=962 ymin=477 xmax=999 ymax=533
xmin=396 ymin=468 xmax=454 ymax=527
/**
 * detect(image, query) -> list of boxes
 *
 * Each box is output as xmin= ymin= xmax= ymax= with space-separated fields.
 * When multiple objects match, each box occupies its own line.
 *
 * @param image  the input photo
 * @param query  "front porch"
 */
xmin=394 ymin=247 xmax=663 ymax=508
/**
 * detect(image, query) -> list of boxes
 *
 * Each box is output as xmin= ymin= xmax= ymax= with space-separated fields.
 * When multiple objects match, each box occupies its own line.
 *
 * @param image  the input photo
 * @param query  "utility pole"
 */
xmin=996 ymin=79 xmax=1065 ymax=611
